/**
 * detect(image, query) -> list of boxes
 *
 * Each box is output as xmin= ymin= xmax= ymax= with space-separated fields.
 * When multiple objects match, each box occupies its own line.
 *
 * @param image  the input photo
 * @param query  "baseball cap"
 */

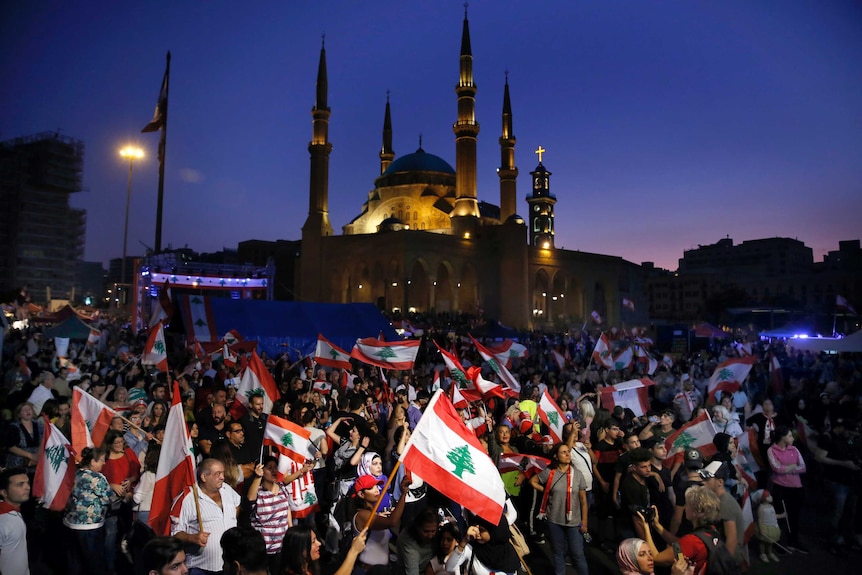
xmin=698 ymin=460 xmax=728 ymax=480
xmin=684 ymin=447 xmax=705 ymax=470
xmin=352 ymin=474 xmax=384 ymax=495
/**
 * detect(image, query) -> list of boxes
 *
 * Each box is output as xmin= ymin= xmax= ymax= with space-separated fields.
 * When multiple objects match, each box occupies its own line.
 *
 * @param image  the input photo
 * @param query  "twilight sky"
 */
xmin=2 ymin=1 xmax=860 ymax=271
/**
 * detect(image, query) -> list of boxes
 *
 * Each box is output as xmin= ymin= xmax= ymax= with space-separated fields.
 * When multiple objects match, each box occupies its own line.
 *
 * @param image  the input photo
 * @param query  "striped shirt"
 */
xmin=251 ymin=484 xmax=293 ymax=554
xmin=171 ymin=483 xmax=240 ymax=571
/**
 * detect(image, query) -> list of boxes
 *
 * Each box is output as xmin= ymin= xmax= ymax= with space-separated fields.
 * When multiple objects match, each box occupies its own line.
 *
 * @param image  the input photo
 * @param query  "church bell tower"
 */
xmin=526 ymin=146 xmax=556 ymax=248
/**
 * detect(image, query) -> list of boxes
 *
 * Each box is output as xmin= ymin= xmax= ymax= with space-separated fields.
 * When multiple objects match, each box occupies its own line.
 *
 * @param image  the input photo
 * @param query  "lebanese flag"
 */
xmin=622 ymin=298 xmax=635 ymax=312
xmin=836 ymin=294 xmax=857 ymax=315
xmin=450 ymin=381 xmax=482 ymax=408
xmin=351 ymin=337 xmax=420 ymax=371
xmin=662 ymin=354 xmax=674 ymax=370
xmin=769 ymin=353 xmax=783 ymax=395
xmin=149 ymin=381 xmax=196 ymax=536
xmin=342 ymin=371 xmax=357 ymax=391
xmin=612 ymin=345 xmax=634 ymax=371
xmin=141 ymin=321 xmax=169 ymax=372
xmin=600 ymin=378 xmax=655 ymax=417
xmin=498 ymin=453 xmax=550 ymax=478
xmin=263 ymin=414 xmax=313 ymax=469
xmin=87 ymin=328 xmax=101 ymax=347
xmin=222 ymin=343 xmax=238 ymax=368
xmin=706 ymin=356 xmax=756 ymax=403
xmin=738 ymin=427 xmax=764 ymax=471
xmin=663 ymin=411 xmax=717 ymax=468
xmin=431 ymin=370 xmax=441 ymax=391
xmin=591 ymin=310 xmax=603 ymax=325
xmin=230 ymin=351 xmax=280 ymax=420
xmin=537 ymin=390 xmax=567 ymax=443
xmin=221 ymin=329 xmax=244 ymax=345
xmin=71 ymin=387 xmax=115 ymax=457
xmin=312 ymin=379 xmax=332 ymax=396
xmin=465 ymin=366 xmax=507 ymax=399
xmin=592 ymin=333 xmax=614 ymax=369
xmin=470 ymin=336 xmax=521 ymax=392
xmin=635 ymin=346 xmax=658 ymax=375
xmin=179 ymin=294 xmax=218 ymax=342
xmin=435 ymin=342 xmax=471 ymax=389
xmin=399 ymin=390 xmax=506 ymax=523
xmin=551 ymin=349 xmax=566 ymax=371
xmin=33 ymin=418 xmax=75 ymax=511
xmin=314 ymin=334 xmax=352 ymax=370
xmin=482 ymin=339 xmax=528 ymax=368
xmin=733 ymin=342 xmax=753 ymax=357
xmin=150 ymin=279 xmax=175 ymax=326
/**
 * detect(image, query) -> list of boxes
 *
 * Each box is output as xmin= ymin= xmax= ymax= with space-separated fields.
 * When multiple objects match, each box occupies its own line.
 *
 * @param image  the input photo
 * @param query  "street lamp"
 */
xmin=119 ymin=146 xmax=144 ymax=308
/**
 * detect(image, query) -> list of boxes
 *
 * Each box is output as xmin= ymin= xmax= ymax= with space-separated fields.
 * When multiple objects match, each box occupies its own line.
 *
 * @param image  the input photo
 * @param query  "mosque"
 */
xmin=297 ymin=11 xmax=646 ymax=330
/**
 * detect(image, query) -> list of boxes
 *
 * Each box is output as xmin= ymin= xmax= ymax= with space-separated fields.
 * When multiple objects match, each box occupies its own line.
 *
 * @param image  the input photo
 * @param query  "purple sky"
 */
xmin=3 ymin=1 xmax=860 ymax=271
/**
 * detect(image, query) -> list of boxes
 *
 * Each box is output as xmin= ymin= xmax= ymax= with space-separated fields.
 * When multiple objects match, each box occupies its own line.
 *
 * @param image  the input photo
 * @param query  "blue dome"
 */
xmin=383 ymin=148 xmax=455 ymax=176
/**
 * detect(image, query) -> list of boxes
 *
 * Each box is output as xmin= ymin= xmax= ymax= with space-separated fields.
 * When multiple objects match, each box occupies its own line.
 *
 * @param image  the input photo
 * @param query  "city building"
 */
xmin=0 ymin=132 xmax=86 ymax=304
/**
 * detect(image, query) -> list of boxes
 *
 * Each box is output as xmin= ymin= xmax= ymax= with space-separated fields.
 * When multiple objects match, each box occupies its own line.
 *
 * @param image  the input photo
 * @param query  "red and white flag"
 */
xmin=769 ymin=352 xmax=783 ymax=395
xmin=86 ymin=328 xmax=101 ymax=347
xmin=222 ymin=329 xmax=244 ymax=345
xmin=591 ymin=310 xmax=603 ymax=325
xmin=71 ymin=387 xmax=115 ymax=457
xmin=600 ymin=378 xmax=655 ymax=417
xmin=141 ymin=321 xmax=169 ymax=372
xmin=435 ymin=342 xmax=471 ymax=389
xmin=230 ymin=350 xmax=280 ymax=420
xmin=351 ymin=337 xmax=420 ymax=371
xmin=733 ymin=342 xmax=753 ymax=357
xmin=551 ymin=349 xmax=566 ymax=371
xmin=481 ymin=339 xmax=528 ymax=367
xmin=264 ymin=414 xmax=313 ymax=469
xmin=537 ymin=390 xmax=567 ymax=443
xmin=33 ymin=418 xmax=75 ymax=511
xmin=150 ymin=279 xmax=175 ymax=326
xmin=622 ymin=298 xmax=635 ymax=312
xmin=150 ymin=381 xmax=196 ymax=536
xmin=470 ymin=336 xmax=521 ymax=392
xmin=663 ymin=411 xmax=717 ymax=468
xmin=592 ymin=333 xmax=615 ymax=369
xmin=466 ymin=366 xmax=506 ymax=399
xmin=706 ymin=356 xmax=756 ymax=403
xmin=662 ymin=354 xmax=674 ymax=369
xmin=399 ymin=390 xmax=506 ymax=523
xmin=635 ymin=346 xmax=658 ymax=375
xmin=314 ymin=334 xmax=352 ymax=370
xmin=836 ymin=294 xmax=857 ymax=315
xmin=498 ymin=453 xmax=550 ymax=478
xmin=611 ymin=345 xmax=634 ymax=371
xmin=179 ymin=294 xmax=218 ymax=342
xmin=222 ymin=343 xmax=238 ymax=368
xmin=450 ymin=383 xmax=480 ymax=409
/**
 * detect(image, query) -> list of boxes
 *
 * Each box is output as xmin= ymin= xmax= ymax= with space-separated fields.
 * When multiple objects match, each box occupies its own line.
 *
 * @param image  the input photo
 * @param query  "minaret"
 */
xmin=526 ymin=146 xmax=556 ymax=248
xmin=451 ymin=4 xmax=480 ymax=236
xmin=379 ymin=91 xmax=395 ymax=175
xmin=303 ymin=35 xmax=333 ymax=237
xmin=498 ymin=72 xmax=518 ymax=223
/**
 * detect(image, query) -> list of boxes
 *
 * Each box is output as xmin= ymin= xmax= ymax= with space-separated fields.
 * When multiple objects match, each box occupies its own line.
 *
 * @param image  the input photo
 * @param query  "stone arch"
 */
xmin=434 ymin=261 xmax=455 ymax=313
xmin=533 ymin=268 xmax=551 ymax=322
xmin=371 ymin=261 xmax=386 ymax=310
xmin=458 ymin=263 xmax=479 ymax=314
xmin=408 ymin=259 xmax=431 ymax=313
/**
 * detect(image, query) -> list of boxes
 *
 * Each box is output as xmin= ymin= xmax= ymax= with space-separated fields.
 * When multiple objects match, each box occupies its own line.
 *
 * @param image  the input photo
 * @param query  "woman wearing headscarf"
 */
xmin=617 ymin=537 xmax=691 ymax=575
xmin=357 ymin=451 xmax=391 ymax=510
xmin=445 ymin=511 xmax=521 ymax=575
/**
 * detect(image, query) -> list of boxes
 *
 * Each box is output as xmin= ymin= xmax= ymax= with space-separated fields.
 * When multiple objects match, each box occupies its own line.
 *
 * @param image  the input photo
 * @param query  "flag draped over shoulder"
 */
xmin=33 ymin=419 xmax=75 ymax=511
xmin=663 ymin=411 xmax=717 ymax=468
xmin=141 ymin=321 xmax=169 ymax=372
xmin=351 ymin=337 xmax=420 ymax=371
xmin=706 ymin=356 xmax=756 ymax=403
xmin=314 ymin=333 xmax=352 ymax=370
xmin=230 ymin=350 xmax=280 ymax=420
xmin=537 ymin=390 xmax=567 ymax=443
xmin=71 ymin=387 xmax=115 ymax=457
xmin=469 ymin=336 xmax=521 ymax=393
xmin=600 ymin=378 xmax=655 ymax=417
xmin=263 ymin=414 xmax=313 ymax=473
xmin=149 ymin=381 xmax=196 ymax=536
xmin=400 ymin=390 xmax=506 ymax=523
xmin=592 ymin=333 xmax=614 ymax=369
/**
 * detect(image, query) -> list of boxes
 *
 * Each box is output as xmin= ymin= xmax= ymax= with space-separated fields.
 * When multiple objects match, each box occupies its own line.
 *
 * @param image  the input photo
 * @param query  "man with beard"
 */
xmin=198 ymin=403 xmax=230 ymax=456
xmin=239 ymin=393 xmax=267 ymax=452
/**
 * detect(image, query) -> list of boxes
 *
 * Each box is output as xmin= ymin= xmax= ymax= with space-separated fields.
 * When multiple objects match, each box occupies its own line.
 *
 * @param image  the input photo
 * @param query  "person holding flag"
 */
xmin=64 ymin=446 xmax=112 ymax=575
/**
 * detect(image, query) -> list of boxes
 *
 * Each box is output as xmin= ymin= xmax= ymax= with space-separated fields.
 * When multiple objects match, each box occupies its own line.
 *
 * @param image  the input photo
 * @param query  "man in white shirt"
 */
xmin=0 ymin=467 xmax=31 ymax=575
xmin=27 ymin=371 xmax=56 ymax=415
xmin=171 ymin=458 xmax=241 ymax=573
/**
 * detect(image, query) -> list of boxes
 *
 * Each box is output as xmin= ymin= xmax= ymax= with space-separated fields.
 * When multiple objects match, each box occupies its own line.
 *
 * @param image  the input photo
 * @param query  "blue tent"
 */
xmin=177 ymin=297 xmax=400 ymax=359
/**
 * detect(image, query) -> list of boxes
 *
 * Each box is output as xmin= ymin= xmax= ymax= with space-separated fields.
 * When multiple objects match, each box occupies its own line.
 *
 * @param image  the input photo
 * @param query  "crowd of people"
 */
xmin=0 ymin=308 xmax=860 ymax=575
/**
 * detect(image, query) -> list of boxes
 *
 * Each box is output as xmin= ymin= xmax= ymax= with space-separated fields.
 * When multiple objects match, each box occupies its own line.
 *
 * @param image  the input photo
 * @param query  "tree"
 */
xmin=446 ymin=445 xmax=476 ymax=479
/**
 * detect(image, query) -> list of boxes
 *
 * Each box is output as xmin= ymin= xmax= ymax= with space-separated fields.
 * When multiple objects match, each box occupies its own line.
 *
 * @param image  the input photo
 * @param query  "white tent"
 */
xmin=786 ymin=330 xmax=862 ymax=353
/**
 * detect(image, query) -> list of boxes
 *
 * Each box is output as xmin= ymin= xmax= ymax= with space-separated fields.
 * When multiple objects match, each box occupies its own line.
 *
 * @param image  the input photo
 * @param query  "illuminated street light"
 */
xmin=118 ymin=146 xmax=144 ymax=308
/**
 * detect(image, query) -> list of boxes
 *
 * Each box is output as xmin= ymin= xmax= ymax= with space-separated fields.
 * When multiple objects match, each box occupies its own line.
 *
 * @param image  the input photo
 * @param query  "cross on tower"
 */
xmin=535 ymin=145 xmax=546 ymax=163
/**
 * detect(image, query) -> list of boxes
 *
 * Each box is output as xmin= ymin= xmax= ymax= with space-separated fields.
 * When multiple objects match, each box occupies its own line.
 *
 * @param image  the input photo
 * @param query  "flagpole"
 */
xmin=363 ymin=459 xmax=402 ymax=531
xmin=191 ymin=482 xmax=204 ymax=536
xmin=154 ymin=50 xmax=170 ymax=253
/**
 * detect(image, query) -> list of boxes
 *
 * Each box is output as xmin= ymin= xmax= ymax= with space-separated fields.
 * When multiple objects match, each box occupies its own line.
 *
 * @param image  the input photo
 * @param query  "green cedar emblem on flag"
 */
xmin=303 ymin=492 xmax=317 ymax=505
xmin=672 ymin=431 xmax=696 ymax=450
xmin=153 ymin=340 xmax=166 ymax=355
xmin=281 ymin=432 xmax=294 ymax=448
xmin=46 ymin=444 xmax=66 ymax=474
xmin=446 ymin=445 xmax=476 ymax=479
xmin=717 ymin=368 xmax=734 ymax=381
xmin=374 ymin=347 xmax=398 ymax=361
xmin=547 ymin=411 xmax=560 ymax=427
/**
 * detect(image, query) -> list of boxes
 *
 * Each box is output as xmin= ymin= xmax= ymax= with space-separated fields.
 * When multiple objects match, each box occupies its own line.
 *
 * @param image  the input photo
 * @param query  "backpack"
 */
xmin=691 ymin=526 xmax=741 ymax=575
